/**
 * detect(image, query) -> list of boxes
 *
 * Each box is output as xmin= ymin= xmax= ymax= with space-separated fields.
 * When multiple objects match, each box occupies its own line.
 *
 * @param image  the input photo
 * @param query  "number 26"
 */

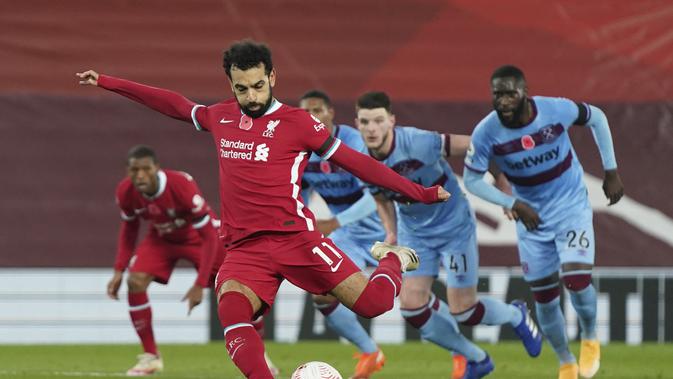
xmin=566 ymin=230 xmax=590 ymax=248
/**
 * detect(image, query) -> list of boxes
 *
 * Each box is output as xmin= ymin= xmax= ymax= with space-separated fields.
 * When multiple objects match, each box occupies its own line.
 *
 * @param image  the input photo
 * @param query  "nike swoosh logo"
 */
xmin=219 ymin=118 xmax=234 ymax=124
xmin=330 ymin=259 xmax=343 ymax=272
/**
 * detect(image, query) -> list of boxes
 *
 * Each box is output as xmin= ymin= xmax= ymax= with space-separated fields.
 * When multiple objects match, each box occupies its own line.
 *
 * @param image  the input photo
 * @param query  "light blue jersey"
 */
xmin=370 ymin=127 xmax=478 ymax=286
xmin=466 ymin=96 xmax=595 ymax=280
xmin=466 ymin=96 xmax=590 ymax=223
xmin=302 ymin=124 xmax=384 ymax=268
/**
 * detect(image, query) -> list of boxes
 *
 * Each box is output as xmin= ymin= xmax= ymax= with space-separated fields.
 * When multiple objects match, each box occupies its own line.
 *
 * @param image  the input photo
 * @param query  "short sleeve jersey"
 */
xmin=302 ymin=124 xmax=383 ymax=241
xmin=191 ymin=99 xmax=340 ymax=245
xmin=370 ymin=126 xmax=471 ymax=237
xmin=465 ymin=96 xmax=590 ymax=222
xmin=115 ymin=170 xmax=213 ymax=243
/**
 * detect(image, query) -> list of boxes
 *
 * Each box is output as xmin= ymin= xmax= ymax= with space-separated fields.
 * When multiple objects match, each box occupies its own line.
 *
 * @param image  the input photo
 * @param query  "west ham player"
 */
xmin=108 ymin=145 xmax=224 ymax=376
xmin=463 ymin=65 xmax=624 ymax=379
xmin=77 ymin=40 xmax=447 ymax=379
xmin=355 ymin=92 xmax=543 ymax=379
xmin=299 ymin=90 xmax=386 ymax=379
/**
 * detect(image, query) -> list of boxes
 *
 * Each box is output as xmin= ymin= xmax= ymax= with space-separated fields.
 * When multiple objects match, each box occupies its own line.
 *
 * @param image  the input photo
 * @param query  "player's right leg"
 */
xmin=519 ymin=228 xmax=577 ymax=378
xmin=557 ymin=209 xmax=599 ymax=379
xmin=529 ymin=273 xmax=579 ymax=379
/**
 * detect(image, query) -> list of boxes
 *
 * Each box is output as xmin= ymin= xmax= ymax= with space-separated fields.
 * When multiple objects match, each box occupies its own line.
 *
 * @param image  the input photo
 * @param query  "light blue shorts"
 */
xmin=329 ymin=227 xmax=379 ymax=270
xmin=517 ymin=206 xmax=595 ymax=281
xmin=399 ymin=223 xmax=479 ymax=289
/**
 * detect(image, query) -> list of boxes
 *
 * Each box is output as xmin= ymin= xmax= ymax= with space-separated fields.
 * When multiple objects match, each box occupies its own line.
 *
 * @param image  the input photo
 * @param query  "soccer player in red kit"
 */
xmin=109 ymin=145 xmax=225 ymax=375
xmin=78 ymin=40 xmax=448 ymax=379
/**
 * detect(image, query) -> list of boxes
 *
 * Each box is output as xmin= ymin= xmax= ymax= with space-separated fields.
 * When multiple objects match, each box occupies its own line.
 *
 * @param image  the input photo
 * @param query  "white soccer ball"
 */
xmin=291 ymin=361 xmax=343 ymax=379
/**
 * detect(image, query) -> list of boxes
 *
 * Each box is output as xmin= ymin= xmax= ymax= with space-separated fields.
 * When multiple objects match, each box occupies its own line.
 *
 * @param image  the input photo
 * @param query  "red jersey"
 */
xmin=115 ymin=169 xmax=213 ymax=244
xmin=98 ymin=75 xmax=441 ymax=246
xmin=190 ymin=100 xmax=337 ymax=244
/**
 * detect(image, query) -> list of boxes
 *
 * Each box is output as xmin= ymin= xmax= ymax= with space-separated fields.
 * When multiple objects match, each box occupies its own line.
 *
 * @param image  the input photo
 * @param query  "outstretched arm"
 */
xmin=327 ymin=142 xmax=449 ymax=204
xmin=582 ymin=104 xmax=624 ymax=205
xmin=76 ymin=70 xmax=197 ymax=123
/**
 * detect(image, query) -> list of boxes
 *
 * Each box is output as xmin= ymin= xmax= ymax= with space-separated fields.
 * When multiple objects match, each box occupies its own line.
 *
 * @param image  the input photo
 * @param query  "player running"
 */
xmin=78 ymin=40 xmax=447 ymax=379
xmin=299 ymin=90 xmax=386 ymax=379
xmin=463 ymin=65 xmax=624 ymax=379
xmin=355 ymin=91 xmax=542 ymax=379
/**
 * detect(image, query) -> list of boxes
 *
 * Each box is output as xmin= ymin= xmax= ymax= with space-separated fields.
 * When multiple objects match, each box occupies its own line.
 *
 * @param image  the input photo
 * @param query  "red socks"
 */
xmin=128 ymin=292 xmax=157 ymax=355
xmin=251 ymin=315 xmax=265 ymax=338
xmin=218 ymin=291 xmax=273 ymax=379
xmin=352 ymin=254 xmax=403 ymax=318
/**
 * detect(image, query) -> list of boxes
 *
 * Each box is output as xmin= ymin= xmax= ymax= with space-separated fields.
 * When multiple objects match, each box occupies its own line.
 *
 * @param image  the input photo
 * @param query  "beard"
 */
xmin=240 ymin=91 xmax=274 ymax=119
xmin=495 ymin=98 xmax=527 ymax=128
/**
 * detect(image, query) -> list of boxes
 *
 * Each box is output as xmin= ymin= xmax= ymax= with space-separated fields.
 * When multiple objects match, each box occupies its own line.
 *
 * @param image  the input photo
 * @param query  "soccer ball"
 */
xmin=291 ymin=361 xmax=343 ymax=379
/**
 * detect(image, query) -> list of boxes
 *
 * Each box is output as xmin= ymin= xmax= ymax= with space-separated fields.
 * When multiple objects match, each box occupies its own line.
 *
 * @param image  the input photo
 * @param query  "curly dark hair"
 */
xmin=356 ymin=91 xmax=392 ymax=113
xmin=491 ymin=65 xmax=526 ymax=83
xmin=222 ymin=40 xmax=273 ymax=79
xmin=300 ymin=89 xmax=332 ymax=107
xmin=127 ymin=145 xmax=157 ymax=164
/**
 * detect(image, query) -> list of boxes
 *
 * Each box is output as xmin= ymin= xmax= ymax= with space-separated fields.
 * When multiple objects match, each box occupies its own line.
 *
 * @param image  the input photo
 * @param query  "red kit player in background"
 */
xmin=108 ymin=145 xmax=224 ymax=375
xmin=110 ymin=145 xmax=278 ymax=377
xmin=78 ymin=40 xmax=448 ymax=379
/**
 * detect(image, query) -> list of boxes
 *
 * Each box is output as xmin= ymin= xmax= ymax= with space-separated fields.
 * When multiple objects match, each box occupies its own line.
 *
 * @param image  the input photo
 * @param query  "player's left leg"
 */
xmin=393 ymin=233 xmax=492 ymax=379
xmin=126 ymin=271 xmax=163 ymax=376
xmin=557 ymin=209 xmax=599 ymax=378
xmin=217 ymin=280 xmax=274 ymax=379
xmin=444 ymin=232 xmax=541 ymax=358
xmin=248 ymin=316 xmax=280 ymax=378
xmin=124 ymin=238 xmax=177 ymax=376
xmin=181 ymin=240 xmax=277 ymax=378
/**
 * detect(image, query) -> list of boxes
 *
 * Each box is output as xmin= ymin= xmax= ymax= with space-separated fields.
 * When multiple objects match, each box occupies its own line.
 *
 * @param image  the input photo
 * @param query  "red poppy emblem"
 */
xmin=239 ymin=115 xmax=253 ymax=130
xmin=320 ymin=161 xmax=332 ymax=174
xmin=521 ymin=135 xmax=535 ymax=150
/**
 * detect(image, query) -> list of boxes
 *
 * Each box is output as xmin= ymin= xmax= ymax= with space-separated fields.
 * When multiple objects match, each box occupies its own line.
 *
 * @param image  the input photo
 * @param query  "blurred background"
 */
xmin=1 ymin=0 xmax=671 ymax=345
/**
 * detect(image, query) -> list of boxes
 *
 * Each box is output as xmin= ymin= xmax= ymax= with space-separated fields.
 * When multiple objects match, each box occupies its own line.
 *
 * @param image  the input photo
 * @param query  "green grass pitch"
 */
xmin=0 ymin=342 xmax=670 ymax=378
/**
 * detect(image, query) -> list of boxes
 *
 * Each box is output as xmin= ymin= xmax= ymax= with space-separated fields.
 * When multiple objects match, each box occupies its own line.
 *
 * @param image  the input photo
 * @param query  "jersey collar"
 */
xmin=238 ymin=99 xmax=283 ymax=117
xmin=263 ymin=99 xmax=282 ymax=116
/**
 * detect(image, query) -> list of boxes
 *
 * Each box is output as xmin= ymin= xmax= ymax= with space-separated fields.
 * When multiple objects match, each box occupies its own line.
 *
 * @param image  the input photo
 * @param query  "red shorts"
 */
xmin=215 ymin=230 xmax=360 ymax=309
xmin=130 ymin=236 xmax=224 ymax=286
